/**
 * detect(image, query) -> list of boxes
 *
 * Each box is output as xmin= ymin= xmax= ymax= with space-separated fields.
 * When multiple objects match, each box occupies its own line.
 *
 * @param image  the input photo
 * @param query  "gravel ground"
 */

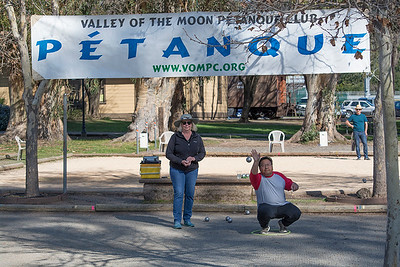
xmin=203 ymin=137 xmax=360 ymax=154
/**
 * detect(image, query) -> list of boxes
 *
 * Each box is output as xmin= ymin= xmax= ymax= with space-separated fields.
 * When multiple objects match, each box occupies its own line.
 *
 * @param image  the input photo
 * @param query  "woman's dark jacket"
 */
xmin=166 ymin=131 xmax=206 ymax=172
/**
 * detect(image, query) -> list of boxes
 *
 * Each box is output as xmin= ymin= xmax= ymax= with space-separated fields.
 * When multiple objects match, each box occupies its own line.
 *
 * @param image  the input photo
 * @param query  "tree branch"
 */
xmin=32 ymin=80 xmax=50 ymax=106
xmin=21 ymin=0 xmax=27 ymax=42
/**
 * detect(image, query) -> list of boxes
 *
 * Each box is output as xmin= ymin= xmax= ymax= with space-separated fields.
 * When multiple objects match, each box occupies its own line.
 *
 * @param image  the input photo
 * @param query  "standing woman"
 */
xmin=166 ymin=114 xmax=206 ymax=229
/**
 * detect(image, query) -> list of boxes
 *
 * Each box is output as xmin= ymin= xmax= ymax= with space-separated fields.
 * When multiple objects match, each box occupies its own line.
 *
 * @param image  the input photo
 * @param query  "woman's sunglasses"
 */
xmin=182 ymin=121 xmax=192 ymax=125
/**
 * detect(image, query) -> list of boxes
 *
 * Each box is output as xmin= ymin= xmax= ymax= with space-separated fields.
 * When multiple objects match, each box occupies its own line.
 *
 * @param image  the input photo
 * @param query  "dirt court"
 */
xmin=0 ymin=154 xmax=374 ymax=195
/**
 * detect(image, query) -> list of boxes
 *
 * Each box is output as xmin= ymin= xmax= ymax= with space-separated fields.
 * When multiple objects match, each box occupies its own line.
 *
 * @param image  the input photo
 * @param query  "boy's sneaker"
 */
xmin=278 ymin=220 xmax=288 ymax=233
xmin=260 ymin=226 xmax=270 ymax=234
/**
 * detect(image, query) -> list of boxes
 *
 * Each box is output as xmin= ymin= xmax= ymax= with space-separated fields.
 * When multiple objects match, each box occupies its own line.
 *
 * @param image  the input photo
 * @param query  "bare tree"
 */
xmin=316 ymin=74 xmax=346 ymax=141
xmin=238 ymin=75 xmax=260 ymax=123
xmin=116 ymin=0 xmax=239 ymax=140
xmin=290 ymin=74 xmax=320 ymax=142
xmin=237 ymin=1 xmax=399 ymax=263
xmin=116 ymin=77 xmax=180 ymax=142
xmin=374 ymin=8 xmax=400 ymax=266
xmin=0 ymin=3 xmax=64 ymax=143
xmin=3 ymin=0 xmax=54 ymax=197
xmin=84 ymin=79 xmax=102 ymax=119
xmin=290 ymin=74 xmax=346 ymax=143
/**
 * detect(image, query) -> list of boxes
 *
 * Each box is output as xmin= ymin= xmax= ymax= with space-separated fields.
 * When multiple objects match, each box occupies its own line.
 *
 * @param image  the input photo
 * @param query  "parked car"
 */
xmin=395 ymin=101 xmax=400 ymax=117
xmin=341 ymin=100 xmax=375 ymax=118
xmin=295 ymin=97 xmax=308 ymax=116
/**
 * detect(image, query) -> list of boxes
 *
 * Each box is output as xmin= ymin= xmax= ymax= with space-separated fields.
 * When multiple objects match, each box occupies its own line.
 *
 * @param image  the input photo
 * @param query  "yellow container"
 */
xmin=140 ymin=163 xmax=161 ymax=179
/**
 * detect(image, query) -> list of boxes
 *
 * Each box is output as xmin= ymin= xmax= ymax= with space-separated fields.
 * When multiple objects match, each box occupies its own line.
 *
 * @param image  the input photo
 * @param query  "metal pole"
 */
xmin=63 ymin=94 xmax=68 ymax=194
xmin=145 ymin=121 xmax=149 ymax=151
xmin=81 ymin=79 xmax=87 ymax=137
xmin=136 ymin=123 xmax=139 ymax=154
xmin=154 ymin=120 xmax=157 ymax=149
xmin=364 ymin=75 xmax=371 ymax=98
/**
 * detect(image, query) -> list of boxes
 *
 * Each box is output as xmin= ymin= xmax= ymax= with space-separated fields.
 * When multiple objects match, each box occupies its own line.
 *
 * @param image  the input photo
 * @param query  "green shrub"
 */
xmin=0 ymin=104 xmax=10 ymax=131
xmin=67 ymin=108 xmax=83 ymax=120
xmin=300 ymin=125 xmax=319 ymax=143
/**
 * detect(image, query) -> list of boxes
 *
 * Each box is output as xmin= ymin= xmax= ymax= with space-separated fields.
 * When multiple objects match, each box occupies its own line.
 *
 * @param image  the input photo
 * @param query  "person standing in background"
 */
xmin=346 ymin=104 xmax=370 ymax=160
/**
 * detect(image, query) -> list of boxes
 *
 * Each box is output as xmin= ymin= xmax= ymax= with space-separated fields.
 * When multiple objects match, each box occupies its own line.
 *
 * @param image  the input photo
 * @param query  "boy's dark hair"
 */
xmin=259 ymin=156 xmax=273 ymax=167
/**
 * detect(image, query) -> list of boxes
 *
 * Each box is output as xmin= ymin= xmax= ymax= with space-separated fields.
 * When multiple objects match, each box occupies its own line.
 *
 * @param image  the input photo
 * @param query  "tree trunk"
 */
xmin=239 ymin=75 xmax=259 ymax=123
xmin=289 ymin=74 xmax=320 ymax=142
xmin=5 ymin=1 xmax=51 ymax=197
xmin=25 ymin=95 xmax=39 ymax=196
xmin=376 ymin=20 xmax=400 ymax=266
xmin=169 ymin=78 xmax=185 ymax=129
xmin=290 ymin=74 xmax=346 ymax=143
xmin=37 ymin=80 xmax=64 ymax=141
xmin=210 ymin=76 xmax=226 ymax=120
xmin=87 ymin=91 xmax=100 ymax=119
xmin=372 ymin=83 xmax=386 ymax=198
xmin=84 ymin=79 xmax=101 ymax=119
xmin=116 ymin=77 xmax=178 ymax=142
xmin=316 ymin=74 xmax=346 ymax=142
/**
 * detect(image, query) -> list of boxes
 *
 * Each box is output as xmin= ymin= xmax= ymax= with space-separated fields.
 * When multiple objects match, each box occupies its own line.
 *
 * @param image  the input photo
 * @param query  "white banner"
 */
xmin=31 ymin=9 xmax=370 ymax=80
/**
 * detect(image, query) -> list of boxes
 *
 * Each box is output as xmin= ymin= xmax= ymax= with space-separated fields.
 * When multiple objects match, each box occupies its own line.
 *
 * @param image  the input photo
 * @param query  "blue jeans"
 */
xmin=354 ymin=131 xmax=368 ymax=158
xmin=170 ymin=167 xmax=198 ymax=222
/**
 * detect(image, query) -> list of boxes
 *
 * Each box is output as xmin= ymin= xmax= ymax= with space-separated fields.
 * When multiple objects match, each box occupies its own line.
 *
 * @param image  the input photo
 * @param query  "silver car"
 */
xmin=295 ymin=97 xmax=308 ymax=116
xmin=341 ymin=100 xmax=375 ymax=117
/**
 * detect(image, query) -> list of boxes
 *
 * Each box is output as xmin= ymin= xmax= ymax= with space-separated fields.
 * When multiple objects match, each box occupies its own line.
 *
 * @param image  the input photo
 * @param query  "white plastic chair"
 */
xmin=268 ymin=130 xmax=285 ymax=152
xmin=15 ymin=136 xmax=26 ymax=161
xmin=159 ymin=131 xmax=174 ymax=152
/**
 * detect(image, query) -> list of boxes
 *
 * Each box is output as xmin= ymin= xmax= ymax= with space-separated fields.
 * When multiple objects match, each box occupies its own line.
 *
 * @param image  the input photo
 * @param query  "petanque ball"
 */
xmin=362 ymin=178 xmax=367 ymax=183
xmin=225 ymin=216 xmax=231 ymax=221
xmin=227 ymin=218 xmax=233 ymax=223
xmin=245 ymin=210 xmax=250 ymax=215
xmin=246 ymin=156 xmax=252 ymax=163
xmin=204 ymin=217 xmax=210 ymax=222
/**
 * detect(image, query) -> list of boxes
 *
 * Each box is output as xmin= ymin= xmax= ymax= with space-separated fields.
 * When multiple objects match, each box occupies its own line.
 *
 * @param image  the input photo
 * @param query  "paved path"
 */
xmin=0 ymin=211 xmax=386 ymax=266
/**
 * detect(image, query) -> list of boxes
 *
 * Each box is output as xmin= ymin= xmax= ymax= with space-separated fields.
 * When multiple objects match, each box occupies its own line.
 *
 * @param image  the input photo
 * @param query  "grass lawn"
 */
xmin=0 ymin=138 xmax=157 ymax=162
xmin=67 ymin=119 xmax=131 ymax=133
xmin=1 ymin=118 xmax=399 ymax=161
xmin=2 ymin=119 xmax=305 ymax=161
xmin=197 ymin=120 xmax=302 ymax=137
xmin=67 ymin=119 xmax=304 ymax=137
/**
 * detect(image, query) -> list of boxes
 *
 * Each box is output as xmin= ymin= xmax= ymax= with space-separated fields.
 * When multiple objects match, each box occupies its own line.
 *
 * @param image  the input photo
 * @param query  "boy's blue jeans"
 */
xmin=170 ymin=167 xmax=198 ymax=223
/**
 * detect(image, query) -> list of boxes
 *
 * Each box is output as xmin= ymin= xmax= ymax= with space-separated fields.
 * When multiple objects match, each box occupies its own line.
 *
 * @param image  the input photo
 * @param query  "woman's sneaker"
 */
xmin=260 ymin=226 xmax=270 ymax=234
xmin=278 ymin=220 xmax=288 ymax=233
